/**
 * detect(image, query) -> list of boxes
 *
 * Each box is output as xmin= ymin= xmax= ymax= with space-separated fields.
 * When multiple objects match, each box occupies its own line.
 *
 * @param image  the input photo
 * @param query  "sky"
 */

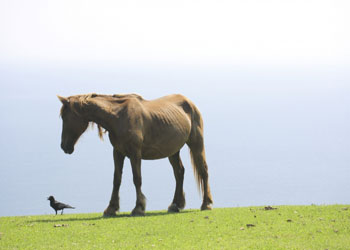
xmin=0 ymin=0 xmax=349 ymax=216
xmin=1 ymin=0 xmax=349 ymax=67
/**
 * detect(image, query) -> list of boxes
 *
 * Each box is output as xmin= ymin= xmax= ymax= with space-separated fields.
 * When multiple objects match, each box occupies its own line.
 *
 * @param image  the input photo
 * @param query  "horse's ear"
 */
xmin=57 ymin=95 xmax=69 ymax=105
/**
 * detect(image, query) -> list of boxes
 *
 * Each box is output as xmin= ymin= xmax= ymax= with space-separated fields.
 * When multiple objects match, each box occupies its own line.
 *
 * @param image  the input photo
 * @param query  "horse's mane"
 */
xmin=89 ymin=122 xmax=105 ymax=140
xmin=112 ymin=93 xmax=143 ymax=100
xmin=75 ymin=93 xmax=144 ymax=107
xmin=60 ymin=93 xmax=143 ymax=140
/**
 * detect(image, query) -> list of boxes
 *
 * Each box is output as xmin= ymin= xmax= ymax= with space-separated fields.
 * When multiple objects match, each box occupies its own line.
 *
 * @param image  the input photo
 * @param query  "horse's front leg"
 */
xmin=103 ymin=149 xmax=125 ymax=217
xmin=130 ymin=155 xmax=146 ymax=216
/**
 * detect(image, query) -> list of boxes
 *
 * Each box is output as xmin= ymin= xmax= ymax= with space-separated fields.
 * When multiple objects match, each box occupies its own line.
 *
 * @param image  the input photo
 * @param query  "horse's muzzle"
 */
xmin=61 ymin=142 xmax=74 ymax=154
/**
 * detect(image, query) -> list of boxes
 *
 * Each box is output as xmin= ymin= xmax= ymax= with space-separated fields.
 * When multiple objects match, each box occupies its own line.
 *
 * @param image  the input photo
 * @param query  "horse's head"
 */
xmin=58 ymin=95 xmax=89 ymax=154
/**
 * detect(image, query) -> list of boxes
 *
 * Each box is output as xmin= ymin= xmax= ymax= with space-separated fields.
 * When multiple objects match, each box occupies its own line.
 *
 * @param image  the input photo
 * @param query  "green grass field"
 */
xmin=1 ymin=205 xmax=349 ymax=249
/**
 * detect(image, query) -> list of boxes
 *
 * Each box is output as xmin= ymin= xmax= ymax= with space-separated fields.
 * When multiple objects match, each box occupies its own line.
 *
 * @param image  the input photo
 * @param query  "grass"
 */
xmin=1 ymin=205 xmax=350 ymax=249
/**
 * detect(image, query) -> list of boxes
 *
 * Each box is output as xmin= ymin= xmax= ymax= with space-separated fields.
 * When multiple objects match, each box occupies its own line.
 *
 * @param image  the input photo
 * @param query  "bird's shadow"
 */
xmin=29 ymin=210 xmax=196 ymax=223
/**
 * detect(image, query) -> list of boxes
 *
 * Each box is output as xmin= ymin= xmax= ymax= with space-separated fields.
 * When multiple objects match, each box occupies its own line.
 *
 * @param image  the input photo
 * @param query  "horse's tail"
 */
xmin=187 ymin=101 xmax=213 ymax=207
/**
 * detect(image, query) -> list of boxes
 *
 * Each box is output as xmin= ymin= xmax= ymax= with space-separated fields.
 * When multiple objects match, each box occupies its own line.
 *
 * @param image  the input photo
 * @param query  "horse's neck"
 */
xmin=82 ymin=100 xmax=114 ymax=131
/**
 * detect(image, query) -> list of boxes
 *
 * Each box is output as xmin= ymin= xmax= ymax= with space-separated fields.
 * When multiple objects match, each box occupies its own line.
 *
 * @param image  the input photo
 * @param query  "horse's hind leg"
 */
xmin=168 ymin=151 xmax=186 ymax=212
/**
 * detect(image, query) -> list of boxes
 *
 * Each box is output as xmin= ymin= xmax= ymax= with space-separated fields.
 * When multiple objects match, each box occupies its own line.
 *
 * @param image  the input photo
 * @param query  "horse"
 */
xmin=57 ymin=93 xmax=213 ymax=216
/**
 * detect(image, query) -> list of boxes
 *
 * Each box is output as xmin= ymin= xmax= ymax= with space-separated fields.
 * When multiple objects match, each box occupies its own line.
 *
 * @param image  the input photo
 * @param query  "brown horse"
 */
xmin=58 ymin=93 xmax=213 ymax=216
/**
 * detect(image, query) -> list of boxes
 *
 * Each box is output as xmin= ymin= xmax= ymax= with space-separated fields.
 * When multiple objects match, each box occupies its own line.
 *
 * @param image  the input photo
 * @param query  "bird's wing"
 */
xmin=56 ymin=202 xmax=74 ymax=209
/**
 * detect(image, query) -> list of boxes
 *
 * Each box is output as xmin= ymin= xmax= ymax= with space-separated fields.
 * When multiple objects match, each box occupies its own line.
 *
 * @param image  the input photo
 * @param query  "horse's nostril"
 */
xmin=66 ymin=147 xmax=74 ymax=154
xmin=61 ymin=142 xmax=73 ymax=154
xmin=62 ymin=145 xmax=74 ymax=154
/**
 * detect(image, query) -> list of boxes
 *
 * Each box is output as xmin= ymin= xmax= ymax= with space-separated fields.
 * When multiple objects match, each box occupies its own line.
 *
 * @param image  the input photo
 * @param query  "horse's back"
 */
xmin=143 ymin=94 xmax=194 ymax=114
xmin=142 ymin=94 xmax=193 ymax=126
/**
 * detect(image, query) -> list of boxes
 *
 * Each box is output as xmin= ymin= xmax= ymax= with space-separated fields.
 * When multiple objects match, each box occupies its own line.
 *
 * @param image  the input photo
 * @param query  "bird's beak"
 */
xmin=47 ymin=197 xmax=50 ymax=200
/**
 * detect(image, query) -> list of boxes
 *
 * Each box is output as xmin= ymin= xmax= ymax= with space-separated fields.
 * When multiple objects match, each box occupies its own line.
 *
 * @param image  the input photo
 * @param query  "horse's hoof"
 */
xmin=200 ymin=204 xmax=213 ymax=211
xmin=103 ymin=211 xmax=117 ymax=217
xmin=131 ymin=207 xmax=145 ymax=216
xmin=103 ymin=207 xmax=117 ymax=217
xmin=168 ymin=203 xmax=180 ymax=213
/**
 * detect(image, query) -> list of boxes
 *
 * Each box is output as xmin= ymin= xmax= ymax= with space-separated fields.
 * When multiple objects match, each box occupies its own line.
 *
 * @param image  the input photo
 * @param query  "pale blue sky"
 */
xmin=1 ymin=0 xmax=349 ymax=67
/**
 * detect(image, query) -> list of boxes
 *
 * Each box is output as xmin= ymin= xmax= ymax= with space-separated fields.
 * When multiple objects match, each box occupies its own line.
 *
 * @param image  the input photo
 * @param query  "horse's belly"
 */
xmin=141 ymin=144 xmax=185 ymax=160
xmin=141 ymin=132 xmax=188 ymax=159
xmin=141 ymin=126 xmax=190 ymax=159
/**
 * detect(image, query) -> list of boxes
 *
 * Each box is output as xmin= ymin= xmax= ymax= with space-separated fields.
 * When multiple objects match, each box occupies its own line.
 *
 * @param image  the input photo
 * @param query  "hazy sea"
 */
xmin=1 ymin=64 xmax=349 ymax=216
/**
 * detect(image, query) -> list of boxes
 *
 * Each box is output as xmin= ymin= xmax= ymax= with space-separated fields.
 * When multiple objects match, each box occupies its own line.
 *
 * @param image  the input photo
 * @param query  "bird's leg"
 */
xmin=104 ymin=149 xmax=125 ymax=217
xmin=61 ymin=209 xmax=64 ymax=215
xmin=55 ymin=210 xmax=57 ymax=215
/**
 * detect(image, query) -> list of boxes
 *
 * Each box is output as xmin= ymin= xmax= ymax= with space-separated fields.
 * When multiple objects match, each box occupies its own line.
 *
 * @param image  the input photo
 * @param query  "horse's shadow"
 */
xmin=29 ymin=210 xmax=196 ymax=223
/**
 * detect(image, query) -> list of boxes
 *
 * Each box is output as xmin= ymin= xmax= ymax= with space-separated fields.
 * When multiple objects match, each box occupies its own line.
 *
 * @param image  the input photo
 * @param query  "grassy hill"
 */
xmin=1 ymin=205 xmax=349 ymax=249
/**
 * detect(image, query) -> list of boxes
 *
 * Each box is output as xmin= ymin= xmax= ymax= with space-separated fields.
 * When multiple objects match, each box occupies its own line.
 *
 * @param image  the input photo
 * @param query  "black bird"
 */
xmin=47 ymin=196 xmax=75 ymax=215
